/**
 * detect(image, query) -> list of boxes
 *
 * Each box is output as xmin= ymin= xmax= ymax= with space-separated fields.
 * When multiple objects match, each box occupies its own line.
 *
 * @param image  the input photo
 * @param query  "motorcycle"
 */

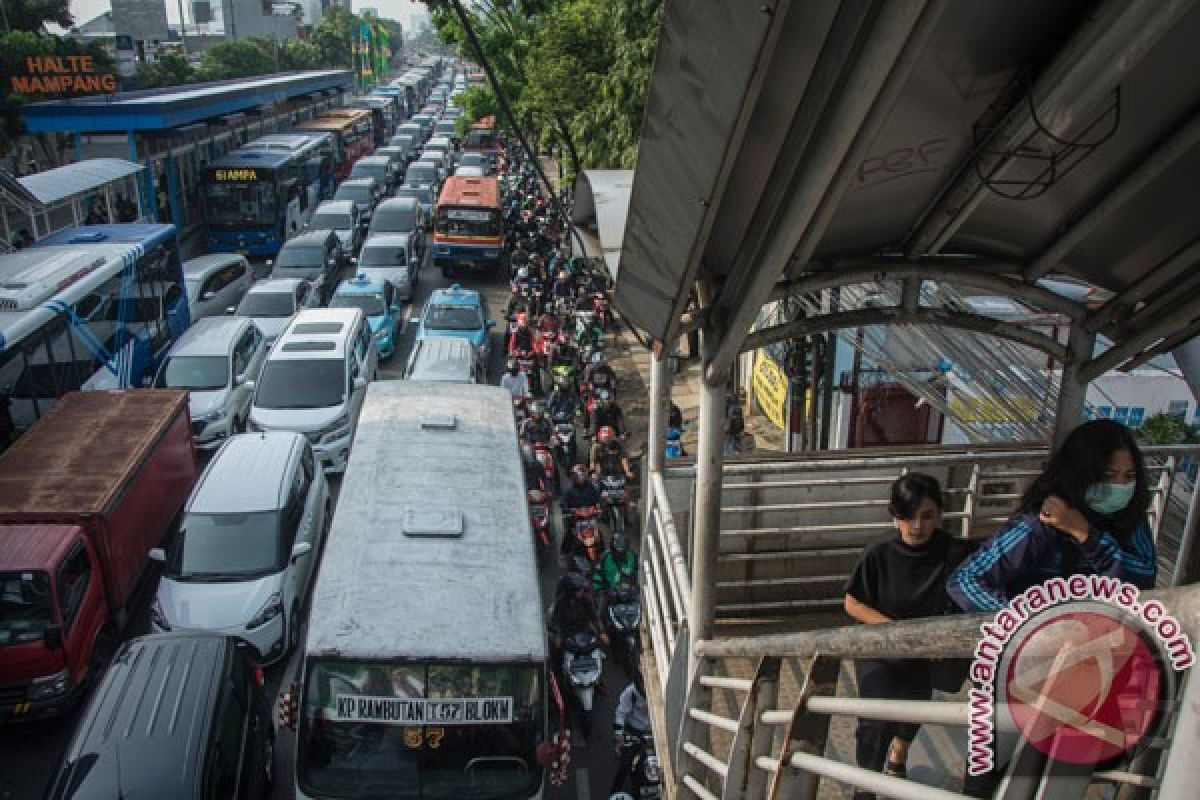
xmin=611 ymin=731 xmax=662 ymax=800
xmin=604 ymin=581 xmax=642 ymax=676
xmin=531 ymin=440 xmax=559 ymax=494
xmin=588 ymin=291 xmax=612 ymax=329
xmin=551 ymin=410 xmax=578 ymax=466
xmin=599 ymin=472 xmax=630 ymax=534
xmin=562 ymin=630 xmax=605 ymax=740
xmin=512 ymin=349 xmax=543 ymax=396
xmin=512 ymin=395 xmax=530 ymax=427
xmin=567 ymin=505 xmax=605 ymax=566
xmin=575 ymin=309 xmax=604 ymax=349
xmin=528 ymin=488 xmax=553 ymax=567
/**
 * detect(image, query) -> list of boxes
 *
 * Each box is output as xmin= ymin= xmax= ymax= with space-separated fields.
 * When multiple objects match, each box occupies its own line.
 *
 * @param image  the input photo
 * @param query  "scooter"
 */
xmin=567 ymin=506 xmax=606 ymax=566
xmin=531 ymin=440 xmax=559 ymax=494
xmin=605 ymin=581 xmax=642 ymax=676
xmin=552 ymin=409 xmax=578 ymax=466
xmin=599 ymin=472 xmax=630 ymax=534
xmin=562 ymin=630 xmax=605 ymax=739
xmin=527 ymin=487 xmax=553 ymax=568
xmin=610 ymin=731 xmax=662 ymax=800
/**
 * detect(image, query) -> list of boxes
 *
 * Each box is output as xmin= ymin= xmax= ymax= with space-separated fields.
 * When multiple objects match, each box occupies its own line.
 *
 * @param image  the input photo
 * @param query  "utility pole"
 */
xmin=176 ymin=0 xmax=190 ymax=55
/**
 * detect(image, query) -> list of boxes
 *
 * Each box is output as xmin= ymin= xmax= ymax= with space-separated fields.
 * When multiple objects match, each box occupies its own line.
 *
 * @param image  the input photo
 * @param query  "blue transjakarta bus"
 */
xmin=203 ymin=136 xmax=330 ymax=257
xmin=0 ymin=224 xmax=190 ymax=432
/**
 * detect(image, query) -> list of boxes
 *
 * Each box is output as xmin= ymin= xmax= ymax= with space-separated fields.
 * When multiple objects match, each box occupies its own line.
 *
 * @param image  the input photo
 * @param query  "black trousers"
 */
xmin=852 ymin=659 xmax=933 ymax=800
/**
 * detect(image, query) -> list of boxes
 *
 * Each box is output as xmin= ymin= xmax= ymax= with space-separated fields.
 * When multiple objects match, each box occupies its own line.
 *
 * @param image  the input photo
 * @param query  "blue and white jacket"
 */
xmin=947 ymin=512 xmax=1157 ymax=612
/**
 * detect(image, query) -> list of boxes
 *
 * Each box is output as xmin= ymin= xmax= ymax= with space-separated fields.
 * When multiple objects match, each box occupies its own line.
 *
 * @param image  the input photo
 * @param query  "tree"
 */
xmin=196 ymin=39 xmax=278 ymax=82
xmin=280 ymin=40 xmax=321 ymax=71
xmin=4 ymin=0 xmax=73 ymax=33
xmin=312 ymin=6 xmax=359 ymax=69
xmin=137 ymin=51 xmax=195 ymax=89
xmin=1139 ymin=413 xmax=1198 ymax=445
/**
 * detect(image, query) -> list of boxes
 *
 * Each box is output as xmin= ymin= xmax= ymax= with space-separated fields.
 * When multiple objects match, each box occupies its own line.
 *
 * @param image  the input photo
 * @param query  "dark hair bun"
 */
xmin=888 ymin=473 xmax=944 ymax=519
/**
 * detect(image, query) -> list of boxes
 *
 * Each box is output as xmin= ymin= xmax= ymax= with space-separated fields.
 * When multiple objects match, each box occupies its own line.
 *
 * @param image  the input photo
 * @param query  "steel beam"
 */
xmin=904 ymin=0 xmax=1196 ymax=259
xmin=1025 ymin=108 xmax=1200 ymax=282
xmin=741 ymin=306 xmax=1069 ymax=362
xmin=1081 ymin=303 xmax=1200 ymax=382
xmin=705 ymin=0 xmax=941 ymax=384
xmin=1052 ymin=324 xmax=1095 ymax=447
xmin=689 ymin=356 xmax=727 ymax=664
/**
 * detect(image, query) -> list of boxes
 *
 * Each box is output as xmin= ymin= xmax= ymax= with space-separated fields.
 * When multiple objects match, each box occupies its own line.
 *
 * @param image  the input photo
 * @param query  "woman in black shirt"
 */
xmin=843 ymin=473 xmax=974 ymax=796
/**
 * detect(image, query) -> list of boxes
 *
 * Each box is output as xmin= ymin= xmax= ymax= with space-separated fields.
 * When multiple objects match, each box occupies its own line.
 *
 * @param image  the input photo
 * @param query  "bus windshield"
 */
xmin=205 ymin=181 xmax=279 ymax=228
xmin=299 ymin=661 xmax=543 ymax=799
xmin=435 ymin=209 xmax=500 ymax=239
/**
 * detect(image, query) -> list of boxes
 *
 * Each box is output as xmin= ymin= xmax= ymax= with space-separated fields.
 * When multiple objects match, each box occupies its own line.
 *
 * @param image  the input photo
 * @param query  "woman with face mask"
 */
xmin=948 ymin=419 xmax=1156 ymax=614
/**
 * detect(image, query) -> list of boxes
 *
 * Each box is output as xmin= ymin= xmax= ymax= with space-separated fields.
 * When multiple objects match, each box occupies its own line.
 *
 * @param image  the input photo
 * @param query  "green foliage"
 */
xmin=312 ymin=6 xmax=359 ymax=68
xmin=280 ymin=40 xmax=322 ymax=71
xmin=427 ymin=0 xmax=662 ymax=178
xmin=1139 ymin=413 xmax=1199 ymax=445
xmin=6 ymin=0 xmax=73 ymax=33
xmin=137 ymin=52 xmax=195 ymax=89
xmin=196 ymin=39 xmax=279 ymax=81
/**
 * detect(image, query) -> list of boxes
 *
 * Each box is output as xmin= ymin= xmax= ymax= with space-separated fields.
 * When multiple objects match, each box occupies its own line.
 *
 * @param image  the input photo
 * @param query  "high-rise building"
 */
xmin=111 ymin=0 xmax=170 ymax=62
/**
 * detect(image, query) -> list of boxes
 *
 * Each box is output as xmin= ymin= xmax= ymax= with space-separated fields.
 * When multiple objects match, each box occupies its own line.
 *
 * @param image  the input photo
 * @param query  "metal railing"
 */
xmin=643 ymin=470 xmax=693 ymax=689
xmin=668 ymin=586 xmax=1200 ymax=800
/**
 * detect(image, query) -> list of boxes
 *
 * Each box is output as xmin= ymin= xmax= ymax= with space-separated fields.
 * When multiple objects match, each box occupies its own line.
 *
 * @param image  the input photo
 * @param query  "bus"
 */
xmin=349 ymin=95 xmax=397 ymax=146
xmin=203 ymin=146 xmax=321 ymax=257
xmin=242 ymin=132 xmax=337 ymax=203
xmin=0 ymin=224 xmax=189 ymax=434
xmin=433 ymin=176 xmax=505 ymax=278
xmin=295 ymin=109 xmax=377 ymax=182
xmin=292 ymin=381 xmax=549 ymax=800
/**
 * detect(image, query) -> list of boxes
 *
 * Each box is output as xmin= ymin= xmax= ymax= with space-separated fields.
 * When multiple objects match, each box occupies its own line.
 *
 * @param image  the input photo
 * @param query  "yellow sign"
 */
xmin=11 ymin=56 xmax=117 ymax=95
xmin=949 ymin=395 xmax=1039 ymax=423
xmin=752 ymin=351 xmax=789 ymax=431
xmin=213 ymin=169 xmax=260 ymax=182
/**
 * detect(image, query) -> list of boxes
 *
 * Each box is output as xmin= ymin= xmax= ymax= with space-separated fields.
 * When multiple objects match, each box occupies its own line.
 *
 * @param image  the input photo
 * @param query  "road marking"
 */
xmin=576 ymin=767 xmax=590 ymax=800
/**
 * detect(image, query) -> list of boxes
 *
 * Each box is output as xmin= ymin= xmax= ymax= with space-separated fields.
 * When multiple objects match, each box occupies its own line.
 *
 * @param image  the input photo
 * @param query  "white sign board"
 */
xmin=334 ymin=695 xmax=514 ymax=726
xmin=445 ymin=209 xmax=493 ymax=222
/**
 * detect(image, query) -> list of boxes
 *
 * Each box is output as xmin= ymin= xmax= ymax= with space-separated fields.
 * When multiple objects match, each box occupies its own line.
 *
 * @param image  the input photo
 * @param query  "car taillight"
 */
xmin=254 ymin=665 xmax=265 ymax=687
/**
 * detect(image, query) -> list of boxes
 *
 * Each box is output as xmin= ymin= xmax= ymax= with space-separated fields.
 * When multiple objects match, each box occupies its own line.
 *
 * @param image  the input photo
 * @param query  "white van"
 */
xmin=247 ymin=308 xmax=378 ymax=473
xmin=404 ymin=336 xmax=482 ymax=383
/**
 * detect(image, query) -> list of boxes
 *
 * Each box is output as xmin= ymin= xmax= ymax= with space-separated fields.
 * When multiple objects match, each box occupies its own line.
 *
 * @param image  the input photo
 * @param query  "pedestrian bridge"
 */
xmin=606 ymin=1 xmax=1200 ymax=797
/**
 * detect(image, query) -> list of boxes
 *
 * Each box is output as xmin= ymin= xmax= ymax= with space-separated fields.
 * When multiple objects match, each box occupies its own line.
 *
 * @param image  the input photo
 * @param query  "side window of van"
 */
xmin=205 ymin=668 xmax=248 ymax=800
xmin=57 ymin=543 xmax=92 ymax=634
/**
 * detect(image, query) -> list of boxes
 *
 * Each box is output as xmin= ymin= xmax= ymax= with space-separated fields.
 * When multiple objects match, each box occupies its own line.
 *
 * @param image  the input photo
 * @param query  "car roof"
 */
xmin=337 ymin=177 xmax=379 ymax=191
xmin=49 ymin=633 xmax=232 ymax=800
xmin=182 ymin=253 xmax=245 ymax=278
xmin=336 ymin=275 xmax=389 ymax=295
xmin=408 ymin=338 xmax=475 ymax=381
xmin=362 ymin=233 xmax=413 ymax=250
xmin=376 ymin=197 xmax=418 ymax=212
xmin=314 ymin=199 xmax=356 ymax=215
xmin=355 ymin=155 xmax=392 ymax=167
xmin=190 ymin=432 xmax=301 ymax=512
xmin=272 ymin=307 xmax=361 ymax=361
xmin=281 ymin=230 xmax=335 ymax=247
xmin=247 ymin=277 xmax=304 ymax=294
xmin=428 ymin=284 xmax=483 ymax=308
xmin=170 ymin=316 xmax=251 ymax=357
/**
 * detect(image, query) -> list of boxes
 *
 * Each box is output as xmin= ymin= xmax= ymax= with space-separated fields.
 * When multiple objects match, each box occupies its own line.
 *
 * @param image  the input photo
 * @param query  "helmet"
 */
xmin=596 ymin=387 xmax=612 ymax=404
xmin=591 ymin=351 xmax=605 ymax=366
xmin=611 ymin=532 xmax=629 ymax=559
xmin=517 ymin=266 xmax=529 ymax=279
xmin=529 ymin=402 xmax=544 ymax=418
xmin=557 ymin=270 xmax=568 ymax=281
xmin=597 ymin=425 xmax=615 ymax=444
xmin=571 ymin=464 xmax=588 ymax=484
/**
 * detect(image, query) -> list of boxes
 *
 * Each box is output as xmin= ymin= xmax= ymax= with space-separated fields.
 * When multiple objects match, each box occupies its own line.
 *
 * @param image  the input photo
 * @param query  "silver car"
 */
xmin=307 ymin=199 xmax=362 ymax=257
xmin=231 ymin=278 xmax=321 ymax=344
xmin=357 ymin=233 xmax=422 ymax=300
xmin=150 ymin=432 xmax=330 ymax=665
xmin=183 ymin=254 xmax=252 ymax=321
xmin=153 ymin=317 xmax=267 ymax=449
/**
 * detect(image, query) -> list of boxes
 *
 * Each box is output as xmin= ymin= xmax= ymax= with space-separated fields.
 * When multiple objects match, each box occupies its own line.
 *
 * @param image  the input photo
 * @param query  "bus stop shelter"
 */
xmin=20 ymin=71 xmax=354 ymax=243
xmin=0 ymin=158 xmax=146 ymax=247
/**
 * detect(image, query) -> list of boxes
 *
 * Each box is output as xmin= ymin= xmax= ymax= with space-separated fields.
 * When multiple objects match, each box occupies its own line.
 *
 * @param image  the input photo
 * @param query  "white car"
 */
xmin=183 ymin=253 xmax=252 ymax=321
xmin=153 ymin=317 xmax=267 ymax=449
xmin=247 ymin=308 xmax=378 ymax=473
xmin=150 ymin=432 xmax=330 ymax=665
xmin=357 ymin=233 xmax=422 ymax=301
xmin=307 ymin=199 xmax=362 ymax=258
xmin=230 ymin=278 xmax=321 ymax=345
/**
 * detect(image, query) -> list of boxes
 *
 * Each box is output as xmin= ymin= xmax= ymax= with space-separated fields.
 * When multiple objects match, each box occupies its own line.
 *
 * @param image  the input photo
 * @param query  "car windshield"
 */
xmin=255 ymin=359 xmax=346 ymax=409
xmin=311 ymin=209 xmax=354 ymax=230
xmin=407 ymin=165 xmax=438 ymax=185
xmin=299 ymin=662 xmax=543 ymax=799
xmin=238 ymin=291 xmax=295 ymax=317
xmin=424 ymin=304 xmax=482 ymax=331
xmin=459 ymin=154 xmax=484 ymax=167
xmin=397 ymin=187 xmax=432 ymax=204
xmin=359 ymin=246 xmax=410 ymax=267
xmin=371 ymin=209 xmax=416 ymax=234
xmin=158 ymin=355 xmax=229 ymax=391
xmin=0 ymin=571 xmax=52 ymax=646
xmin=170 ymin=512 xmax=281 ymax=579
xmin=331 ymin=293 xmax=386 ymax=317
xmin=335 ymin=186 xmax=372 ymax=206
xmin=352 ymin=164 xmax=389 ymax=181
xmin=275 ymin=246 xmax=325 ymax=270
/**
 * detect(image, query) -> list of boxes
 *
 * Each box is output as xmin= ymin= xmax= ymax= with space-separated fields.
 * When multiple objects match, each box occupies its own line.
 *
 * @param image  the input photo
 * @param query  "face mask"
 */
xmin=1085 ymin=482 xmax=1136 ymax=515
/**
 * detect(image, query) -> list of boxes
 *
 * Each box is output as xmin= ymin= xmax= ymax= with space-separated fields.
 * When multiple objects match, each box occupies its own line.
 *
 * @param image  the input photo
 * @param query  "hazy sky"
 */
xmin=66 ymin=0 xmax=430 ymax=29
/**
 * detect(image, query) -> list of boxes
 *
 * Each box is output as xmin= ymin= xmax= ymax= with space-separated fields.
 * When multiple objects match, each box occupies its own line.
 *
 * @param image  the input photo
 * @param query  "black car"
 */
xmin=46 ymin=632 xmax=274 ymax=800
xmin=271 ymin=230 xmax=344 ymax=305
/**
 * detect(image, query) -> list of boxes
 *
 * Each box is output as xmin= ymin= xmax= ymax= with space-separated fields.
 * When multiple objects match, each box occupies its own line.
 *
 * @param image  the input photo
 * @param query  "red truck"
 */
xmin=0 ymin=390 xmax=196 ymax=721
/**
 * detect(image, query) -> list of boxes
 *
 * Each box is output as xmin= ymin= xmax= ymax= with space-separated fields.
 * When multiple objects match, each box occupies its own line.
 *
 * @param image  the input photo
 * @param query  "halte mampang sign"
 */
xmin=11 ymin=56 xmax=117 ymax=95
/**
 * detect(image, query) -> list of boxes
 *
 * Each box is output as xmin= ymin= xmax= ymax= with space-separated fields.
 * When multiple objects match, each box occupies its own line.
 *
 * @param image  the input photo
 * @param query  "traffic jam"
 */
xmin=0 ymin=58 xmax=658 ymax=800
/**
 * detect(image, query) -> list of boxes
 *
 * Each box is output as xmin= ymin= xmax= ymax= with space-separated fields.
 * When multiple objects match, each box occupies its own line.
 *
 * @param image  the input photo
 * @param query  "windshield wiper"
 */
xmin=178 ymin=571 xmax=255 ymax=582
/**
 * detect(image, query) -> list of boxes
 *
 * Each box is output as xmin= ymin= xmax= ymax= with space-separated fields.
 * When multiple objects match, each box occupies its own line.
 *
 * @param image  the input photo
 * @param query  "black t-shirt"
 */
xmin=844 ymin=529 xmax=974 ymax=621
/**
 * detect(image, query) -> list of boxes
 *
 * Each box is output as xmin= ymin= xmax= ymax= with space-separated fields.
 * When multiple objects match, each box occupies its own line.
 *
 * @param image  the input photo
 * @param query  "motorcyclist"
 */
xmin=520 ymin=401 xmax=554 ymax=447
xmin=551 ymin=269 xmax=575 ymax=304
xmin=588 ymin=390 xmax=628 ymax=440
xmin=508 ymin=313 xmax=536 ymax=356
xmin=547 ymin=572 xmax=608 ymax=739
xmin=547 ymin=378 xmax=580 ymax=422
xmin=521 ymin=443 xmax=549 ymax=492
xmin=561 ymin=464 xmax=602 ymax=557
xmin=500 ymin=359 xmax=530 ymax=399
xmin=583 ymin=351 xmax=618 ymax=398
xmin=610 ymin=673 xmax=653 ymax=796
xmin=589 ymin=425 xmax=633 ymax=481
xmin=593 ymin=532 xmax=638 ymax=594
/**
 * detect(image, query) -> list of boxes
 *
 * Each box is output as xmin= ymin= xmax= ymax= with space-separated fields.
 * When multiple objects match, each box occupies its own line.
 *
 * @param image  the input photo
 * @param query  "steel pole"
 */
xmin=644 ymin=347 xmax=670 ymax=530
xmin=689 ymin=338 xmax=728 ymax=671
xmin=1052 ymin=324 xmax=1095 ymax=448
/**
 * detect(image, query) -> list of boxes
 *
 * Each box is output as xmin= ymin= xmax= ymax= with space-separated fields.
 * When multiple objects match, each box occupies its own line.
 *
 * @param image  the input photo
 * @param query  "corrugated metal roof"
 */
xmin=14 ymin=159 xmax=143 ymax=208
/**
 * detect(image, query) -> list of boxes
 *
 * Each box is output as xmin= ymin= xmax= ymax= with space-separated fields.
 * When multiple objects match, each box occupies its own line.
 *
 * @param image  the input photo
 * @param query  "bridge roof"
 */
xmin=616 ymin=0 xmax=1200 ymax=383
xmin=21 ymin=70 xmax=353 ymax=133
